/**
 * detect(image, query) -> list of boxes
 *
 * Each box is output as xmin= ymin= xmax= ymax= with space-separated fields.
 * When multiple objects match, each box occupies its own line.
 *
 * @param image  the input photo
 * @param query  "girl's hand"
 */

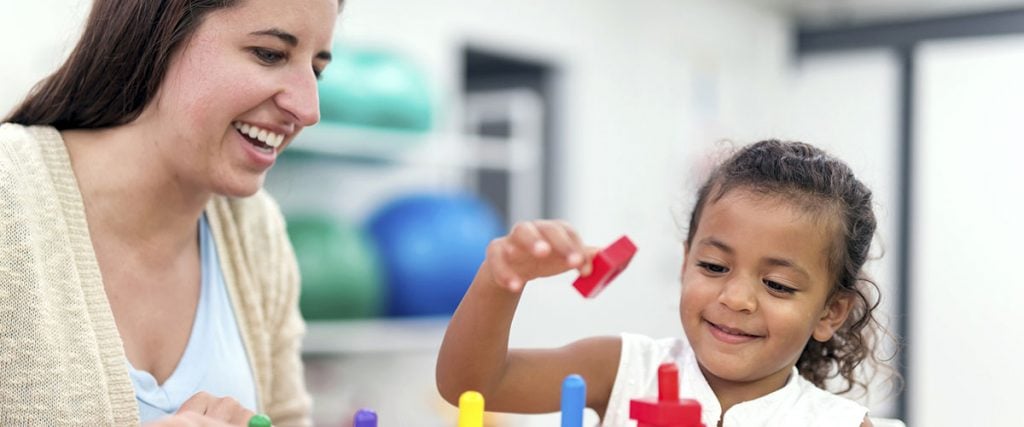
xmin=173 ymin=392 xmax=256 ymax=426
xmin=484 ymin=220 xmax=596 ymax=292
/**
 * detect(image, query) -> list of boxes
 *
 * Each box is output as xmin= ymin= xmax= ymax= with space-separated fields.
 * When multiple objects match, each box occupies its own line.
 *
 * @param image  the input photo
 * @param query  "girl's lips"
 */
xmin=705 ymin=319 xmax=762 ymax=344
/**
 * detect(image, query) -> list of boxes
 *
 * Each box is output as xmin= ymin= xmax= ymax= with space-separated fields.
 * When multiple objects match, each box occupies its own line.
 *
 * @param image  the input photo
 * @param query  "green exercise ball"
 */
xmin=318 ymin=44 xmax=433 ymax=131
xmin=287 ymin=215 xmax=385 ymax=320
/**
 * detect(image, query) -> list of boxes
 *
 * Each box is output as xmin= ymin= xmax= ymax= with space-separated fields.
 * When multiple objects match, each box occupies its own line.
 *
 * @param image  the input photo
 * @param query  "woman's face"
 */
xmin=142 ymin=0 xmax=337 ymax=197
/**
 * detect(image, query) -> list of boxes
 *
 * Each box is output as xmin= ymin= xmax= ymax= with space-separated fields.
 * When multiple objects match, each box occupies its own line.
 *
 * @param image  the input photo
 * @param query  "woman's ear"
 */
xmin=812 ymin=291 xmax=854 ymax=342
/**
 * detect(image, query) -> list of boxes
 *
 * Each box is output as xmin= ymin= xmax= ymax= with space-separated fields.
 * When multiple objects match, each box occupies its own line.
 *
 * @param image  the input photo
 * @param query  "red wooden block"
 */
xmin=572 ymin=235 xmax=636 ymax=298
xmin=629 ymin=363 xmax=704 ymax=427
xmin=629 ymin=398 xmax=702 ymax=427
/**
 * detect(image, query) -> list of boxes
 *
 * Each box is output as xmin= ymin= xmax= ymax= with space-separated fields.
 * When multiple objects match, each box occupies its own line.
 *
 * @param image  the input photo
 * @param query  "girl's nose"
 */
xmin=718 ymin=275 xmax=757 ymax=313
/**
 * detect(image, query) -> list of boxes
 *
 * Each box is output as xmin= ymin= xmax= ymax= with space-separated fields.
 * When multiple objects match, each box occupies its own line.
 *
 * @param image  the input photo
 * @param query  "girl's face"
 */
xmin=140 ymin=0 xmax=337 ymax=197
xmin=680 ymin=189 xmax=852 ymax=392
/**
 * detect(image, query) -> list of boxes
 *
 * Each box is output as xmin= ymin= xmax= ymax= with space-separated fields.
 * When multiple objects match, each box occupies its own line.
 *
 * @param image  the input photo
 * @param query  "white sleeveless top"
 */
xmin=603 ymin=333 xmax=867 ymax=427
xmin=128 ymin=214 xmax=258 ymax=422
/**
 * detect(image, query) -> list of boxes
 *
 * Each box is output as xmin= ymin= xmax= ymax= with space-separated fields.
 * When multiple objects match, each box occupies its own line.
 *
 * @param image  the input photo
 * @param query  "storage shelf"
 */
xmin=286 ymin=122 xmax=433 ymax=164
xmin=286 ymin=122 xmax=534 ymax=171
xmin=302 ymin=317 xmax=450 ymax=356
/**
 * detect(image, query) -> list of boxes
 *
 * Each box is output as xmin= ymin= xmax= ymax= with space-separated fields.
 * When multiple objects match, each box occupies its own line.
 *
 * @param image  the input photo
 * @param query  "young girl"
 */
xmin=436 ymin=140 xmax=887 ymax=426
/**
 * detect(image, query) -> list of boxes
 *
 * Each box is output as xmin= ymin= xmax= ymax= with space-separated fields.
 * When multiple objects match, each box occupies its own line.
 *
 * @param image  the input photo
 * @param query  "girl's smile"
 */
xmin=704 ymin=319 xmax=765 ymax=345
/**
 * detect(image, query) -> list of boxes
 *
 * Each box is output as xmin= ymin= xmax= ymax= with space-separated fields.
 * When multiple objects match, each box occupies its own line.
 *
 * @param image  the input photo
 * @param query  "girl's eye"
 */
xmin=764 ymin=279 xmax=796 ymax=294
xmin=252 ymin=48 xmax=286 ymax=64
xmin=313 ymin=66 xmax=324 ymax=80
xmin=696 ymin=261 xmax=728 ymax=274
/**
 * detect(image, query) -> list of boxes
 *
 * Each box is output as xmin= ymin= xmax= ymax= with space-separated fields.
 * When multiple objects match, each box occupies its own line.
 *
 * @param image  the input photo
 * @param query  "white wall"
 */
xmin=783 ymin=32 xmax=1024 ymax=426
xmin=912 ymin=35 xmax=1024 ymax=427
xmin=780 ymin=50 xmax=902 ymax=417
xmin=0 ymin=1 xmax=90 ymax=116
xmin=4 ymin=1 xmax=916 ymax=425
xmin=307 ymin=1 xmax=796 ymax=425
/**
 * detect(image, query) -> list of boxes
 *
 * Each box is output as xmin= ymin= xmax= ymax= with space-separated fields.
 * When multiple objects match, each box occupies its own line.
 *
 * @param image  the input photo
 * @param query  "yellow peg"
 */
xmin=457 ymin=391 xmax=484 ymax=427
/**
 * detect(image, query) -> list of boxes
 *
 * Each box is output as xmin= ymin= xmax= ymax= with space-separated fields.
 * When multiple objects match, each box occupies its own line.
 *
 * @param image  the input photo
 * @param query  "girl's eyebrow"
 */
xmin=698 ymin=237 xmax=733 ymax=254
xmin=763 ymin=257 xmax=810 ymax=280
xmin=249 ymin=28 xmax=333 ymax=61
xmin=699 ymin=237 xmax=811 ymax=279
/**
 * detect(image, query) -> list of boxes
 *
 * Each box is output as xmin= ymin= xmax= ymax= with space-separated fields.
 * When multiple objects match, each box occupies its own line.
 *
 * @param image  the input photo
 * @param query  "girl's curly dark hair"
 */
xmin=685 ymin=139 xmax=895 ymax=394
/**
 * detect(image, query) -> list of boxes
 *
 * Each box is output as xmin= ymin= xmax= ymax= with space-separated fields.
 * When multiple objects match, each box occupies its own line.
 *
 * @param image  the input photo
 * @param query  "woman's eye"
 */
xmin=252 ymin=48 xmax=286 ymax=64
xmin=696 ymin=261 xmax=728 ymax=274
xmin=764 ymin=279 xmax=796 ymax=294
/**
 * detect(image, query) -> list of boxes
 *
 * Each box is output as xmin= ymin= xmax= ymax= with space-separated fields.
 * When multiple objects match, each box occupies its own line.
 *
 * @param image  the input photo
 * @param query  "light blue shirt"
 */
xmin=128 ymin=214 xmax=258 ymax=423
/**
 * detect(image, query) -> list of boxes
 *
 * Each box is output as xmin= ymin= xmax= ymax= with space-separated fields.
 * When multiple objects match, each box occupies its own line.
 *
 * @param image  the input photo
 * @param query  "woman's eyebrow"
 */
xmin=250 ymin=28 xmax=298 ymax=46
xmin=250 ymin=28 xmax=332 ymax=61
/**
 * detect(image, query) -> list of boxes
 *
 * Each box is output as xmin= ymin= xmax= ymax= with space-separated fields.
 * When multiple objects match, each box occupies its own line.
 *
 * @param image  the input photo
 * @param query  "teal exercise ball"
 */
xmin=287 ymin=215 xmax=385 ymax=320
xmin=318 ymin=44 xmax=433 ymax=131
xmin=366 ymin=192 xmax=504 ymax=317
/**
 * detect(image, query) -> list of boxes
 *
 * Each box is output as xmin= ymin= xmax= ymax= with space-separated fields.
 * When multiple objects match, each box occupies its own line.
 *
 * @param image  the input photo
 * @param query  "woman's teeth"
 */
xmin=233 ymin=121 xmax=284 ymax=148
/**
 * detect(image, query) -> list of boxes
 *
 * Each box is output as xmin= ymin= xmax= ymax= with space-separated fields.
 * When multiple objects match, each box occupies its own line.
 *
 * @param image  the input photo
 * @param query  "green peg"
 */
xmin=248 ymin=414 xmax=272 ymax=427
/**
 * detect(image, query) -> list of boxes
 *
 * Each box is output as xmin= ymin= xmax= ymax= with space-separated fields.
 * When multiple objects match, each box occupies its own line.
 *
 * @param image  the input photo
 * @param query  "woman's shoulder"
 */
xmin=0 ymin=123 xmax=71 ymax=201
xmin=0 ymin=123 xmax=60 ymax=146
xmin=1 ymin=123 xmax=44 ymax=164
xmin=1 ymin=124 xmax=68 ymax=178
xmin=0 ymin=122 xmax=33 ymax=143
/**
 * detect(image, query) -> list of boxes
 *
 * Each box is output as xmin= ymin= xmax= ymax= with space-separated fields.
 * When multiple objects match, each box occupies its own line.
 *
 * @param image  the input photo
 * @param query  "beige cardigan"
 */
xmin=0 ymin=124 xmax=311 ymax=426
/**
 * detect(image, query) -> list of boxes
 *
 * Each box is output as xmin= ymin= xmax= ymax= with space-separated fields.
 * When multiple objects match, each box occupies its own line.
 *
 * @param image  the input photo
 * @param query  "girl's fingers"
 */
xmin=579 ymin=246 xmax=600 ymax=277
xmin=486 ymin=239 xmax=524 ymax=292
xmin=536 ymin=221 xmax=584 ymax=266
xmin=557 ymin=220 xmax=584 ymax=247
xmin=486 ymin=220 xmax=591 ymax=290
xmin=509 ymin=221 xmax=550 ymax=257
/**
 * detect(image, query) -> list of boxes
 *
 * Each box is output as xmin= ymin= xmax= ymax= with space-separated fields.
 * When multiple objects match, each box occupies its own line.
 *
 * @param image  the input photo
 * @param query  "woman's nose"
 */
xmin=276 ymin=69 xmax=321 ymax=127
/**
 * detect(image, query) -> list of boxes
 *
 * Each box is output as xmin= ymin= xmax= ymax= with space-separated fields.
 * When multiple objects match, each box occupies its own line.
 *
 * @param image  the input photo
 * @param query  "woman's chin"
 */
xmin=215 ymin=176 xmax=265 ymax=198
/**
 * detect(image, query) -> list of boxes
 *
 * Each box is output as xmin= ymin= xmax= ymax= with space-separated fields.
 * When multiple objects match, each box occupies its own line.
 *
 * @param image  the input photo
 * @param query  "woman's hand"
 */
xmin=484 ymin=220 xmax=596 ymax=292
xmin=145 ymin=412 xmax=234 ymax=427
xmin=171 ymin=392 xmax=257 ymax=426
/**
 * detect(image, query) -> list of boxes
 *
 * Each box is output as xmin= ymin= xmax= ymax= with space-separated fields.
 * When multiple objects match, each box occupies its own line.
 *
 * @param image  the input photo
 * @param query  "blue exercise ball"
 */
xmin=366 ymin=192 xmax=504 ymax=317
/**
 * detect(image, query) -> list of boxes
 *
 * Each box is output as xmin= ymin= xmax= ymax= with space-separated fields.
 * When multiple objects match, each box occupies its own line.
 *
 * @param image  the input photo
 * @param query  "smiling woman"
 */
xmin=1 ymin=0 xmax=340 ymax=426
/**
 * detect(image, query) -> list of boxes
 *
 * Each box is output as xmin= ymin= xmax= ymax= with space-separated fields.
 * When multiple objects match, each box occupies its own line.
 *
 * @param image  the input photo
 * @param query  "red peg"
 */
xmin=629 ymin=362 xmax=704 ymax=427
xmin=658 ymin=363 xmax=679 ymax=402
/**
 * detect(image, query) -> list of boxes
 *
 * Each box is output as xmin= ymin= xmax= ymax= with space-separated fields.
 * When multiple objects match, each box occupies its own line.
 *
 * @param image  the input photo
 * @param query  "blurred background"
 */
xmin=3 ymin=0 xmax=1023 ymax=425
